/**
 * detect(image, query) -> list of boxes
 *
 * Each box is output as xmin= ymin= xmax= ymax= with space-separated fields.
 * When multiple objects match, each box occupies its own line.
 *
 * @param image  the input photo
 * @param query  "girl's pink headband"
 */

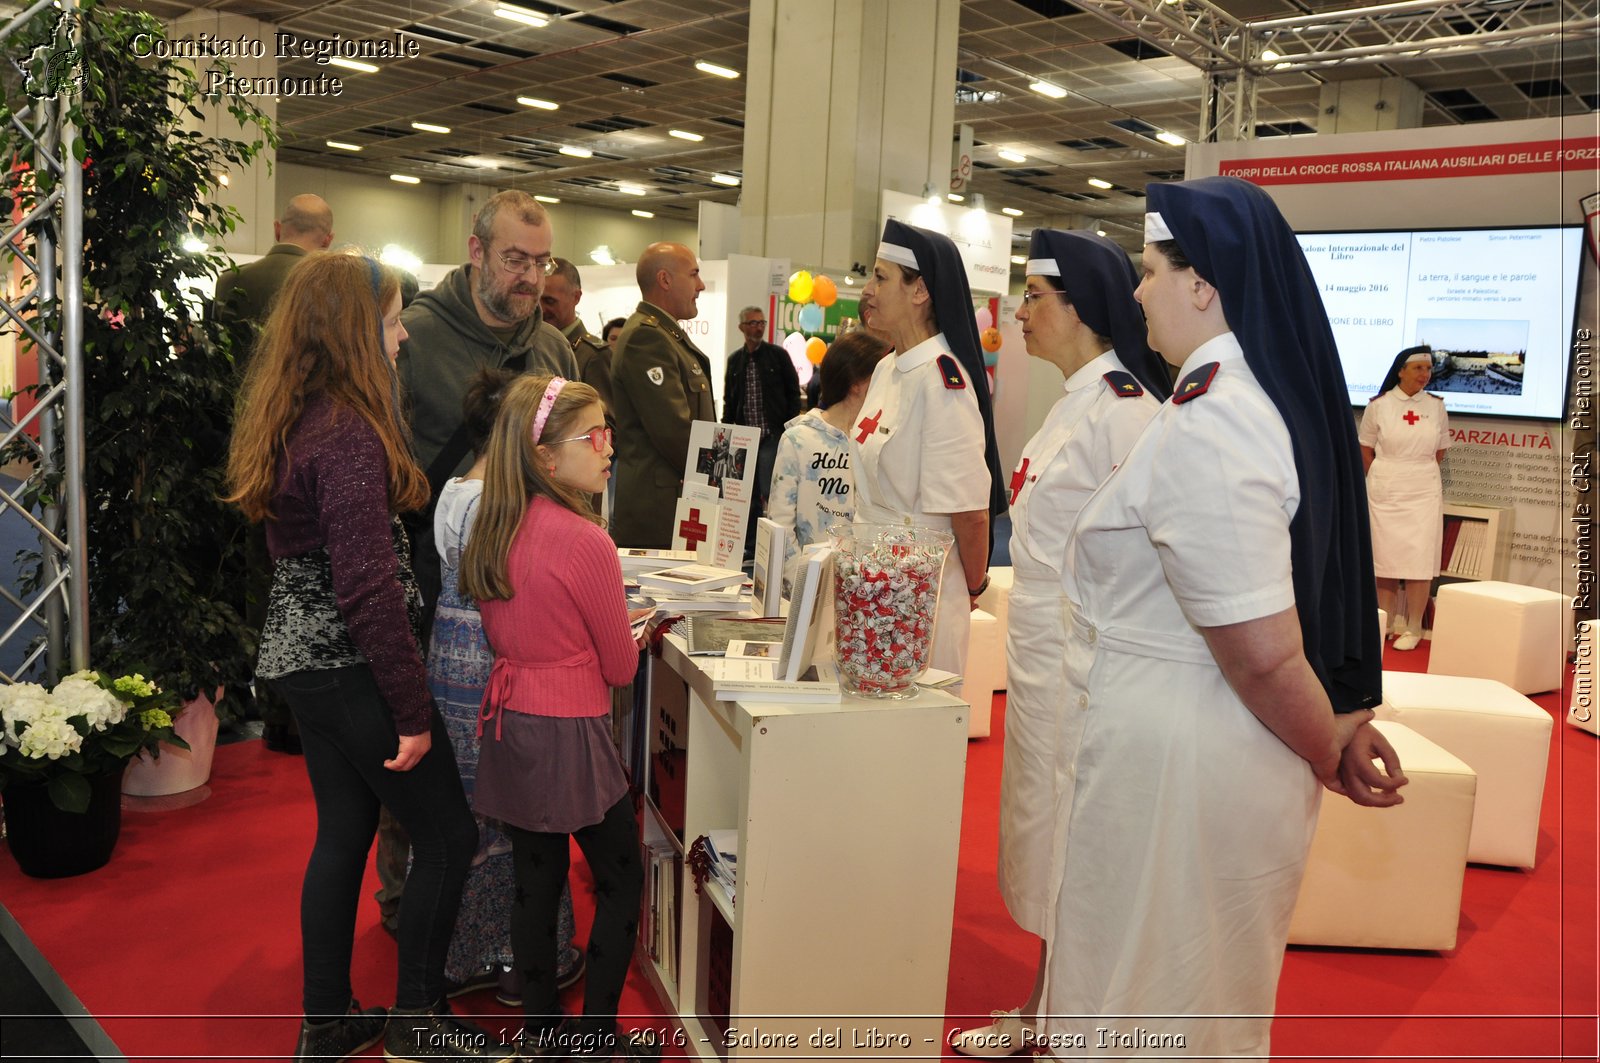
xmin=532 ymin=377 xmax=567 ymax=444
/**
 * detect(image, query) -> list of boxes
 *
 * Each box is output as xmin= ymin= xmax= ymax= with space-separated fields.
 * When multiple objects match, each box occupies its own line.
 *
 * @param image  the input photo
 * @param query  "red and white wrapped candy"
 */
xmin=831 ymin=524 xmax=952 ymax=699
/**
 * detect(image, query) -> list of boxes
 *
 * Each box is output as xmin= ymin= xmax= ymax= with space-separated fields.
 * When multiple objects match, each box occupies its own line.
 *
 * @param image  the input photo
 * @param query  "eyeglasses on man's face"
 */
xmin=496 ymin=248 xmax=557 ymax=276
xmin=740 ymin=318 xmax=767 ymax=328
xmin=548 ymin=426 xmax=613 ymax=453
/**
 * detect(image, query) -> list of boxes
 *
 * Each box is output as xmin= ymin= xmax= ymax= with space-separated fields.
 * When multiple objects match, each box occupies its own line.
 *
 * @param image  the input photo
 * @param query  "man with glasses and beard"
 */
xmin=399 ymin=190 xmax=579 ymax=627
xmin=389 ymin=191 xmax=581 ymax=968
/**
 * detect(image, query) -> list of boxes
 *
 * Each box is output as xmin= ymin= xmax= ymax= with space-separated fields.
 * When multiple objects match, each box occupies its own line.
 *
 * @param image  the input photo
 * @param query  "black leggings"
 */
xmin=507 ymin=796 xmax=643 ymax=1038
xmin=274 ymin=664 xmax=477 ymax=1015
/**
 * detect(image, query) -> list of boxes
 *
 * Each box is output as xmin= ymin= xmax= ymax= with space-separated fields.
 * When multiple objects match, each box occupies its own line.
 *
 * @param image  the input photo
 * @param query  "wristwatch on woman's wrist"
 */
xmin=968 ymin=573 xmax=990 ymax=598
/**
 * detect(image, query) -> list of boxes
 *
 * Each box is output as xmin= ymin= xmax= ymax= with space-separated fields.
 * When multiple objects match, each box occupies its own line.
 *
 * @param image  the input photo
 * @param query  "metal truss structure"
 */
xmin=1072 ymin=0 xmax=1599 ymax=140
xmin=0 ymin=0 xmax=87 ymax=683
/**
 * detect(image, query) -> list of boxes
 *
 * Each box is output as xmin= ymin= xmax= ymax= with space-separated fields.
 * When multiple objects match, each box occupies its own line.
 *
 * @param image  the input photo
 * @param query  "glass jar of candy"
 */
xmin=831 ymin=523 xmax=953 ymax=699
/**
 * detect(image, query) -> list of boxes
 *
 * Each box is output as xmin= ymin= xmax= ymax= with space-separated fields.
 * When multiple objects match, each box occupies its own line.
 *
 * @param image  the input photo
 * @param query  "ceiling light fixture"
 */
xmin=694 ymin=60 xmax=741 ymax=79
xmin=215 ymin=173 xmax=230 ymax=187
xmin=518 ymin=96 xmax=559 ymax=111
xmin=411 ymin=121 xmax=451 ymax=134
xmin=843 ymin=276 xmax=854 ymax=286
xmin=1028 ymin=79 xmax=1068 ymax=100
xmin=590 ymin=245 xmax=616 ymax=266
xmin=997 ymin=149 xmax=1026 ymax=163
xmin=558 ymin=144 xmax=593 ymax=158
xmin=1087 ymin=177 xmax=1113 ymax=189
xmin=494 ymin=4 xmax=549 ymax=28
xmin=1096 ymin=229 xmax=1108 ymax=237
xmin=947 ymin=193 xmax=964 ymax=203
xmin=326 ymin=140 xmax=362 ymax=151
xmin=327 ymin=56 xmax=378 ymax=74
xmin=1010 ymin=255 xmax=1026 ymax=265
xmin=1001 ymin=206 xmax=1023 ymax=217
xmin=669 ymin=129 xmax=704 ymax=142
xmin=389 ymin=174 xmax=421 ymax=184
xmin=617 ymin=183 xmax=648 ymax=196
xmin=466 ymin=157 xmax=502 ymax=169
xmin=631 ymin=209 xmax=655 ymax=219
xmin=1261 ymin=48 xmax=1282 ymax=62
xmin=534 ymin=194 xmax=560 ymax=204
xmin=711 ymin=173 xmax=741 ymax=186
xmin=1155 ymin=130 xmax=1187 ymax=146
xmin=181 ymin=235 xmax=208 ymax=254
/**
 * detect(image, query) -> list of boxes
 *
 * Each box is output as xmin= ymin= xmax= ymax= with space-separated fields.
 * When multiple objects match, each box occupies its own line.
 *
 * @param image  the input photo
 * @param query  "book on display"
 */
xmin=636 ymin=564 xmax=747 ymax=593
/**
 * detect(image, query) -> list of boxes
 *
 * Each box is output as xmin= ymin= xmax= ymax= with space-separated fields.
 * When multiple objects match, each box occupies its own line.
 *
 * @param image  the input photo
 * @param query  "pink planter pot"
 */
xmin=121 ymin=689 xmax=220 ymax=797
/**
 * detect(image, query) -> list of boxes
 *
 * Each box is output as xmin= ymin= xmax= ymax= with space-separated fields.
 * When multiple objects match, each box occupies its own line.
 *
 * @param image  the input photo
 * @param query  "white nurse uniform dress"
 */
xmin=1043 ymin=333 xmax=1320 ymax=1059
xmin=998 ymin=350 xmax=1158 ymax=934
xmin=1359 ymin=387 xmax=1450 ymax=580
xmin=849 ymin=333 xmax=991 ymax=683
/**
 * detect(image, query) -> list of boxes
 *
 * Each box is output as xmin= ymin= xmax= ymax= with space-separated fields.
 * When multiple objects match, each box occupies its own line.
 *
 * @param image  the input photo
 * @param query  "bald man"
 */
xmin=609 ymin=242 xmax=715 ymax=547
xmin=213 ymin=194 xmax=334 ymax=353
xmin=211 ymin=193 xmax=334 ymax=755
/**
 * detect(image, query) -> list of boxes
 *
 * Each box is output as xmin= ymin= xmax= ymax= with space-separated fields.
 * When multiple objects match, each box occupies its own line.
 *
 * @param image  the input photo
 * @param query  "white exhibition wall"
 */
xmin=1188 ymin=114 xmax=1598 ymax=593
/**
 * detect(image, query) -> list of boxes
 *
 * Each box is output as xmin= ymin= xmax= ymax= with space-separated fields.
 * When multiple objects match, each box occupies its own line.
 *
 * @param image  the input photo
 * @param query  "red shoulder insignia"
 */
xmin=1101 ymin=370 xmax=1144 ymax=397
xmin=1170 ymin=362 xmax=1219 ymax=405
xmin=936 ymin=354 xmax=966 ymax=390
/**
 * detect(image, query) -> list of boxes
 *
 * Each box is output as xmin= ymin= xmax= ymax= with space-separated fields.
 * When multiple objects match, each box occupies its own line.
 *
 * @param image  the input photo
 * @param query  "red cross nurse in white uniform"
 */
xmin=850 ymin=219 xmax=1005 ymax=685
xmin=1359 ymin=345 xmax=1450 ymax=651
xmin=951 ymin=228 xmax=1168 ymax=1056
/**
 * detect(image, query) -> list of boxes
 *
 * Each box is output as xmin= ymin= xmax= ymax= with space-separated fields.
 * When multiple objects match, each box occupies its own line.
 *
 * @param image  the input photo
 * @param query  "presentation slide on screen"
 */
xmin=1295 ymin=226 xmax=1583 ymax=420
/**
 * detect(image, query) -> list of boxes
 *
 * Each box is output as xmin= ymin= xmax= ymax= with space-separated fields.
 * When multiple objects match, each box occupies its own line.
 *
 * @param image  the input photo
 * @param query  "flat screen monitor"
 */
xmin=1294 ymin=225 xmax=1584 ymax=420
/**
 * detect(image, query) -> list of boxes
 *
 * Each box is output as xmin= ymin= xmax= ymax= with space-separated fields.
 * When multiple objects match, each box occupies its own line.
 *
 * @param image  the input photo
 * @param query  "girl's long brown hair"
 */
xmin=460 ymin=375 xmax=603 ymax=602
xmin=225 ymin=253 xmax=428 ymax=520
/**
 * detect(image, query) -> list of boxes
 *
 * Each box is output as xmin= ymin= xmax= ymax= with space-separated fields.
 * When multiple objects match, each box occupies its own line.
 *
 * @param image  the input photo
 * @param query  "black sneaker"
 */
xmin=384 ymin=1001 xmax=515 ymax=1061
xmin=294 ymin=998 xmax=387 ymax=1062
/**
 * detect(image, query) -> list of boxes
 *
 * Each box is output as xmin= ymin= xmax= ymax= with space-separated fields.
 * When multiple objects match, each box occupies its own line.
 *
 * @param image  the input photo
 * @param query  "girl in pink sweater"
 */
xmin=461 ymin=375 xmax=650 ymax=1059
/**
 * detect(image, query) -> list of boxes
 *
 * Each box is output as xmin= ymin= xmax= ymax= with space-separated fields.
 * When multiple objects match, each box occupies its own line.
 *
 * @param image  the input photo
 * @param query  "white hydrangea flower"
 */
xmin=0 ymin=683 xmax=65 ymax=730
xmin=17 ymin=717 xmax=83 ymax=760
xmin=51 ymin=675 xmax=128 ymax=732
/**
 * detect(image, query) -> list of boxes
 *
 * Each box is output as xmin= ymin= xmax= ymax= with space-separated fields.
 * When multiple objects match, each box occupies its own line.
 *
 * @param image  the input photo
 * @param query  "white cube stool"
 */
xmin=1569 ymin=620 xmax=1598 ymax=736
xmin=962 ymin=608 xmax=1002 ymax=739
xmin=1428 ymin=581 xmax=1569 ymax=694
xmin=1379 ymin=671 xmax=1552 ymax=868
xmin=975 ymin=566 xmax=1013 ymax=692
xmin=1288 ymin=721 xmax=1475 ymax=951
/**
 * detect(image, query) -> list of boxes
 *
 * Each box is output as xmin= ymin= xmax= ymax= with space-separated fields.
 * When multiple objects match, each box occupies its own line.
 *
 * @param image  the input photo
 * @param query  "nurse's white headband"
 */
xmin=1404 ymin=351 xmax=1432 ymax=366
xmin=1025 ymin=258 xmax=1061 ymax=277
xmin=1144 ymin=212 xmax=1174 ymax=243
xmin=876 ymin=241 xmax=920 ymax=271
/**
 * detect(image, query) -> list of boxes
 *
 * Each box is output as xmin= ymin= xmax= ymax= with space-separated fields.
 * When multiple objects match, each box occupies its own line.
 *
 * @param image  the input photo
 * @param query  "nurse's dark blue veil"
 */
xmin=1146 ymin=176 xmax=1380 ymax=713
xmin=880 ymin=218 xmax=1008 ymax=524
xmin=1375 ymin=344 xmax=1434 ymax=398
xmin=1026 ymin=228 xmax=1171 ymax=400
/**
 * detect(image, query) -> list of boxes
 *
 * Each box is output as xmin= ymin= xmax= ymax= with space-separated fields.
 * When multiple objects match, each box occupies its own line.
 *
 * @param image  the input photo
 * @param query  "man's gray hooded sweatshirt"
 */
xmin=397 ymin=262 xmax=579 ymax=482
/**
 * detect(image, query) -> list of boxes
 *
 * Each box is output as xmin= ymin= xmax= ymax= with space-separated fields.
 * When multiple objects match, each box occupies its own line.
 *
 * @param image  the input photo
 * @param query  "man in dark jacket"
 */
xmin=211 ymin=193 xmax=334 ymax=755
xmin=398 ymin=190 xmax=578 ymax=536
xmin=724 ymin=305 xmax=801 ymax=523
xmin=386 ymin=190 xmax=582 ymax=975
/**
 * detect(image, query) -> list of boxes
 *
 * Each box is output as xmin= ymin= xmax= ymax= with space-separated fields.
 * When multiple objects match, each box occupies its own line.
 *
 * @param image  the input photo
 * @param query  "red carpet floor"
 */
xmin=1 ymin=642 xmax=1594 ymax=1061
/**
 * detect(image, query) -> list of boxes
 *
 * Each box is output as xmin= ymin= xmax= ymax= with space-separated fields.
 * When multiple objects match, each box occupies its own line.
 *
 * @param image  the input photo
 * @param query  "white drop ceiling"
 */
xmin=126 ymin=0 xmax=1597 ymax=245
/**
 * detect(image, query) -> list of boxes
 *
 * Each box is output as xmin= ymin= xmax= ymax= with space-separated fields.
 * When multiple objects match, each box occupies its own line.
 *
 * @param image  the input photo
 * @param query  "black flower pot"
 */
xmin=3 ymin=765 xmax=126 ymax=878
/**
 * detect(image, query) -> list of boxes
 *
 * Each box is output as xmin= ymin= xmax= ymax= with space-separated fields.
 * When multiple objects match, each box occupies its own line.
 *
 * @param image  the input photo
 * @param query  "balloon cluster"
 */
xmin=786 ymin=269 xmax=839 ymax=366
xmin=974 ymin=302 xmax=1002 ymax=365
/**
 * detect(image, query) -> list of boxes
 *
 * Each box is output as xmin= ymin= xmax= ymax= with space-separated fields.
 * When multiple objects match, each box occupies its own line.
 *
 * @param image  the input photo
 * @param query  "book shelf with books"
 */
xmin=1440 ymin=502 xmax=1513 ymax=582
xmin=632 ymin=632 xmax=971 ymax=1061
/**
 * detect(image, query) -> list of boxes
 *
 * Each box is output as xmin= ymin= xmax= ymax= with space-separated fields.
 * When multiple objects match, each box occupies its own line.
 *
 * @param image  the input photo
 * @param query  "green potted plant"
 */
xmin=0 ymin=0 xmax=276 ymax=790
xmin=0 ymin=669 xmax=183 ymax=876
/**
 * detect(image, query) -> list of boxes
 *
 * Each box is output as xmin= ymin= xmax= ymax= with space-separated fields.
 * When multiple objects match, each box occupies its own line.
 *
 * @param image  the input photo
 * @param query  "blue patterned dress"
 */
xmin=429 ymin=478 xmax=577 ymax=983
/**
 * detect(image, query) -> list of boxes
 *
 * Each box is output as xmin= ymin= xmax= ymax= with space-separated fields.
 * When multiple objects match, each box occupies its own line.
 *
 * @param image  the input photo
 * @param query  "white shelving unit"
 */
xmin=1440 ymin=502 xmax=1513 ymax=581
xmin=637 ymin=635 xmax=970 ymax=1062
